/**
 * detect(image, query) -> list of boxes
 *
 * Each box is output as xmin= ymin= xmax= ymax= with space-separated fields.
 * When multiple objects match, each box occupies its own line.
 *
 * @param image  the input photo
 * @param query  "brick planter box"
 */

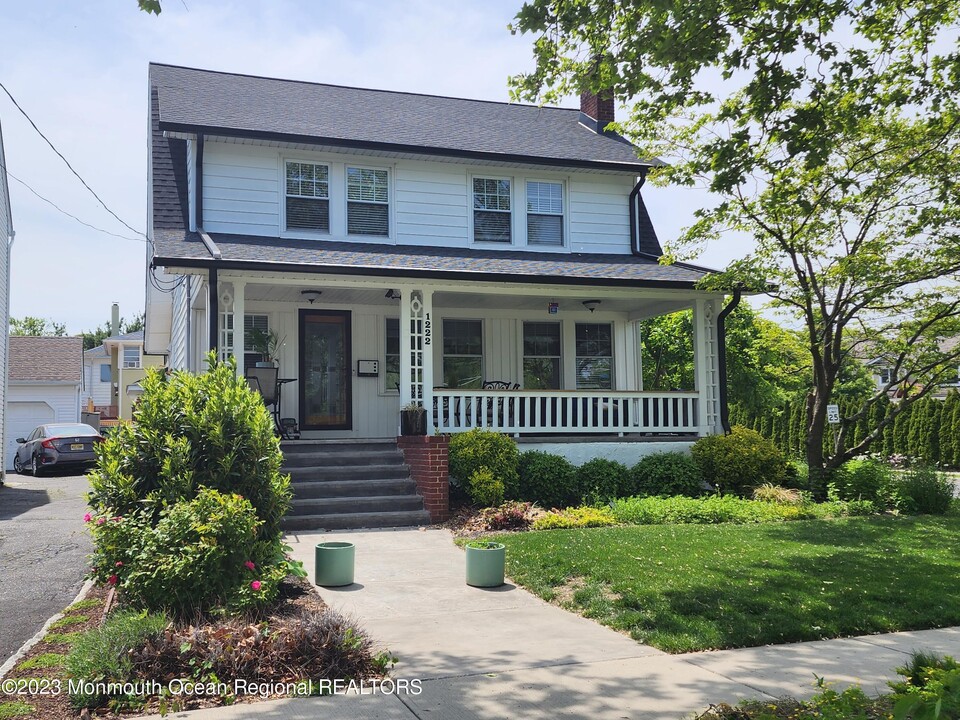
xmin=397 ymin=435 xmax=450 ymax=523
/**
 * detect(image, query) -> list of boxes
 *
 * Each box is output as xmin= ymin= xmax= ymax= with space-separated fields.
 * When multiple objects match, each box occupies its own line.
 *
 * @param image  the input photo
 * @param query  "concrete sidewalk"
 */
xmin=143 ymin=527 xmax=960 ymax=720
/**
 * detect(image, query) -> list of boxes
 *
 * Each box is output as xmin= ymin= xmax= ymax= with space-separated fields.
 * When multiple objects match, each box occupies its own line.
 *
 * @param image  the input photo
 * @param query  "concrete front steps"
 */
xmin=280 ymin=439 xmax=432 ymax=531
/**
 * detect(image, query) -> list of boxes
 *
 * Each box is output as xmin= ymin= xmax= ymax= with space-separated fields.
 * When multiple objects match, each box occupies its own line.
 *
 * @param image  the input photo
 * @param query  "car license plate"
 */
xmin=71 ymin=443 xmax=84 ymax=450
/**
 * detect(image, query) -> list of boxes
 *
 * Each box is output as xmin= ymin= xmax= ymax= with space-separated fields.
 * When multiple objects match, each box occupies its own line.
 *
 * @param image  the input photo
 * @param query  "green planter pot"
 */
xmin=465 ymin=541 xmax=505 ymax=587
xmin=315 ymin=541 xmax=356 ymax=587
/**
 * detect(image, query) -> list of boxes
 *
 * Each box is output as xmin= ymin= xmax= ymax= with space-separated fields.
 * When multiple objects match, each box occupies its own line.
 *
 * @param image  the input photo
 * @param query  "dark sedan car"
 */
xmin=13 ymin=423 xmax=104 ymax=476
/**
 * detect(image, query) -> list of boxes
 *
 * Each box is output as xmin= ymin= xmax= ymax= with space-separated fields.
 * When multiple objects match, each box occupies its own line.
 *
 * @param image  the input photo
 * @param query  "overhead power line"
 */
xmin=2 ymin=161 xmax=144 ymax=243
xmin=0 ymin=79 xmax=147 ymax=239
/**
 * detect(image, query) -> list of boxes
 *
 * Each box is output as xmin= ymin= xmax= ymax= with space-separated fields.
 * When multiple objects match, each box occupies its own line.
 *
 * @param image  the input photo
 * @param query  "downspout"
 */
xmin=716 ymin=287 xmax=742 ymax=434
xmin=628 ymin=172 xmax=645 ymax=256
xmin=208 ymin=266 xmax=219 ymax=355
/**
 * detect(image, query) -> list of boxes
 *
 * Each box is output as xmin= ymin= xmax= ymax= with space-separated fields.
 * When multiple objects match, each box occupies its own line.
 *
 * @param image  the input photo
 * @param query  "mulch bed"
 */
xmin=0 ymin=578 xmax=331 ymax=719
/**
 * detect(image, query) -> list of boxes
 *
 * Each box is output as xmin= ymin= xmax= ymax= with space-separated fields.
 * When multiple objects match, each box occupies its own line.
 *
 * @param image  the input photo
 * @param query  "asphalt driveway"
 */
xmin=0 ymin=471 xmax=92 ymax=664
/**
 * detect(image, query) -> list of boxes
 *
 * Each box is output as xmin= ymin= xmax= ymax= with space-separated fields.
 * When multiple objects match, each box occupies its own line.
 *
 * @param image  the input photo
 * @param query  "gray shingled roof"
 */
xmin=9 ymin=336 xmax=83 ymax=383
xmin=153 ymin=228 xmax=710 ymax=287
xmin=150 ymin=63 xmax=651 ymax=171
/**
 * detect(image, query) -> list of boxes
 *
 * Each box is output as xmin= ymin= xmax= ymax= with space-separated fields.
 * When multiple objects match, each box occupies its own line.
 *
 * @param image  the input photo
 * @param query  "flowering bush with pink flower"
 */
xmin=84 ymin=355 xmax=298 ymax=617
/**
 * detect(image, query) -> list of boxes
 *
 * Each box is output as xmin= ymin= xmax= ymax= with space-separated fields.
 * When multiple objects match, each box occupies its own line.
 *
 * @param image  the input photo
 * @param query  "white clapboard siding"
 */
xmin=202 ymin=142 xmax=280 ymax=236
xmin=0 ymin=125 xmax=11 ymax=474
xmin=395 ymin=162 xmax=468 ymax=245
xmin=568 ymin=175 xmax=633 ymax=254
xmin=198 ymin=142 xmax=638 ymax=253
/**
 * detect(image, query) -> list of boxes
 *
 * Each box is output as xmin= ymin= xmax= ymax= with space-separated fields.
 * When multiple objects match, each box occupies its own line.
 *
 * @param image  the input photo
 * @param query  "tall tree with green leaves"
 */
xmin=9 ymin=316 xmax=67 ymax=336
xmin=511 ymin=1 xmax=960 ymax=485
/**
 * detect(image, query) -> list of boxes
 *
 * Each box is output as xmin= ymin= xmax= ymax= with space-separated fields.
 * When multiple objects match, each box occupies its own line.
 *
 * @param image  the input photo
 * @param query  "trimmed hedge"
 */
xmin=630 ymin=451 xmax=702 ymax=497
xmin=691 ymin=426 xmax=787 ymax=495
xmin=517 ymin=451 xmax=578 ymax=508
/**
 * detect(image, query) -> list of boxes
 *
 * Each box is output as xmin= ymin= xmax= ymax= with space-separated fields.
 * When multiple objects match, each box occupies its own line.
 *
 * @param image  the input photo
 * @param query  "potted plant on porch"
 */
xmin=400 ymin=401 xmax=426 ymax=436
xmin=248 ymin=329 xmax=286 ymax=367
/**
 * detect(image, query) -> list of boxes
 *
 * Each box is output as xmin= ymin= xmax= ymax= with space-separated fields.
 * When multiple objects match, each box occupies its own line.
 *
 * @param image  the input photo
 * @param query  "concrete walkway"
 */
xmin=143 ymin=527 xmax=960 ymax=720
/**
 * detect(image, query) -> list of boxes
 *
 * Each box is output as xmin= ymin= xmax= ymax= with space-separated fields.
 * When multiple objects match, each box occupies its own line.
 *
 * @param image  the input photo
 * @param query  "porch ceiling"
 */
xmin=237 ymin=283 xmax=693 ymax=315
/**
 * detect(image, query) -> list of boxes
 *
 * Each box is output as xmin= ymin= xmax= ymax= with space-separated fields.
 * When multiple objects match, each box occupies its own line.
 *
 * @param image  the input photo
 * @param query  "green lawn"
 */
xmin=497 ymin=515 xmax=960 ymax=653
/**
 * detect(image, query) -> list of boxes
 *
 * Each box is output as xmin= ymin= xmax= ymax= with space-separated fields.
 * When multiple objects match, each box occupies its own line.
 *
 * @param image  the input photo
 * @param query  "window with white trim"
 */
xmin=523 ymin=322 xmax=561 ymax=389
xmin=526 ymin=180 xmax=564 ymax=245
xmin=575 ymin=323 xmax=612 ymax=389
xmin=442 ymin=319 xmax=483 ymax=389
xmin=122 ymin=346 xmax=141 ymax=369
xmin=473 ymin=178 xmax=511 ymax=243
xmin=385 ymin=318 xmax=400 ymax=393
xmin=347 ymin=167 xmax=389 ymax=236
xmin=244 ymin=314 xmax=270 ymax=373
xmin=285 ymin=161 xmax=329 ymax=232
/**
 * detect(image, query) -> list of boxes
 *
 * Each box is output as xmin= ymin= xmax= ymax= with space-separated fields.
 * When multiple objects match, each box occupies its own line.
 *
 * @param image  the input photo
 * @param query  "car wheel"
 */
xmin=31 ymin=454 xmax=43 ymax=477
xmin=13 ymin=454 xmax=23 ymax=474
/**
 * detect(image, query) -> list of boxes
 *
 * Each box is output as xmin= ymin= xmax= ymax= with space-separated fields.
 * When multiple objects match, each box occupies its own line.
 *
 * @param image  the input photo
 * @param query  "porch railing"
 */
xmin=431 ymin=390 xmax=699 ymax=435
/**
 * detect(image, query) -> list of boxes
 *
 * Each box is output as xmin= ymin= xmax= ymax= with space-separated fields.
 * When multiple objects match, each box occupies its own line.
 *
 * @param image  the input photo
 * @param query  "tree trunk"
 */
xmin=805 ymin=389 xmax=830 ymax=499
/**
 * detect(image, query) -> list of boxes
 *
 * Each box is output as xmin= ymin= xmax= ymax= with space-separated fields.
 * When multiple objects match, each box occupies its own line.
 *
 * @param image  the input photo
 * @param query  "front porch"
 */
xmin=175 ymin=271 xmax=727 ymax=444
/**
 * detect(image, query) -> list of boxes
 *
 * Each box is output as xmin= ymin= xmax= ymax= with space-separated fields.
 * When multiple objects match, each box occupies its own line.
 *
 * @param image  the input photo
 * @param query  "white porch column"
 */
xmin=233 ymin=279 xmax=246 ymax=378
xmin=422 ymin=288 xmax=434 ymax=433
xmin=693 ymin=298 xmax=721 ymax=435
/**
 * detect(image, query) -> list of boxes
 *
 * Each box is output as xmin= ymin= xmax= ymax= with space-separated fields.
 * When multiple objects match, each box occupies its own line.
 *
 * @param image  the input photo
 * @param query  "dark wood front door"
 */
xmin=299 ymin=310 xmax=352 ymax=430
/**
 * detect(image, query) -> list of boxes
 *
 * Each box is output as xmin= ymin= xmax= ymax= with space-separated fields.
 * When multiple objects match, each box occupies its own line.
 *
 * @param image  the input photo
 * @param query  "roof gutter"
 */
xmin=716 ymin=287 xmax=743 ymax=435
xmin=158 ymin=121 xmax=655 ymax=174
xmin=152 ymin=254 xmax=706 ymax=291
xmin=629 ymin=173 xmax=648 ymax=258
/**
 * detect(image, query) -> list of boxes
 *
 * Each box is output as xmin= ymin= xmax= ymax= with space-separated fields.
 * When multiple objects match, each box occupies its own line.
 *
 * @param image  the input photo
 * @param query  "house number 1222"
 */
xmin=424 ymin=313 xmax=431 ymax=345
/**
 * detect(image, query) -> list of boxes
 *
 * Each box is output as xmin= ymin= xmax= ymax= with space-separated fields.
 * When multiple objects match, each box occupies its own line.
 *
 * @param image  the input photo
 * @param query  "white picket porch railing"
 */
xmin=431 ymin=390 xmax=700 ymax=435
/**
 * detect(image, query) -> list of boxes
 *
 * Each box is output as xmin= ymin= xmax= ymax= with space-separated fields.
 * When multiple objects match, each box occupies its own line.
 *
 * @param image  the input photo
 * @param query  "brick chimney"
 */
xmin=580 ymin=88 xmax=615 ymax=131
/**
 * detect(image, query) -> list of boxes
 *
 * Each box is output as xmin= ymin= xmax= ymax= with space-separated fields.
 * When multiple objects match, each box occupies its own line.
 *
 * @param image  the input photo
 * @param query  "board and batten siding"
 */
xmin=169 ymin=278 xmax=190 ymax=370
xmin=200 ymin=141 xmax=634 ymax=253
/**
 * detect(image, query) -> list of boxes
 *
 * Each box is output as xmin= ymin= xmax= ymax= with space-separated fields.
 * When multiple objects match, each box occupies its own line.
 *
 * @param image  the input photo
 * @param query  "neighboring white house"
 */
xmin=82 ymin=342 xmax=112 ymax=409
xmin=6 ymin=336 xmax=83 ymax=471
xmin=0 ymin=120 xmax=13 ymax=481
xmin=145 ymin=64 xmax=737 ymax=463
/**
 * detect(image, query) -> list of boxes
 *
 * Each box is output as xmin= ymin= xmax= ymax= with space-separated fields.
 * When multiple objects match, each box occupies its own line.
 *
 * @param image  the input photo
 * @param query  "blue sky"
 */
xmin=0 ymin=0 xmax=740 ymax=333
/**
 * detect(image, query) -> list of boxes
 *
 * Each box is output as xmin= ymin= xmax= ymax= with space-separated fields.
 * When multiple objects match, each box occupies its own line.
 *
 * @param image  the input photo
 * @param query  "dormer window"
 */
xmin=347 ymin=167 xmax=389 ymax=236
xmin=285 ymin=161 xmax=329 ymax=232
xmin=473 ymin=178 xmax=512 ymax=243
xmin=526 ymin=181 xmax=564 ymax=246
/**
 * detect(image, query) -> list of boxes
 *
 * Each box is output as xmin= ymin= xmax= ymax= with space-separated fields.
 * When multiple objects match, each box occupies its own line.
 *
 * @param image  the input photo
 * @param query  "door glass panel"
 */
xmin=300 ymin=311 xmax=351 ymax=430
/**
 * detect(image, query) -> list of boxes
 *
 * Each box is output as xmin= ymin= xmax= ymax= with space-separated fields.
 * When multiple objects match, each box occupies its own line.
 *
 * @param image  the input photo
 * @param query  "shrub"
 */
xmin=66 ymin=609 xmax=167 ymax=709
xmin=897 ymin=463 xmax=954 ymax=515
xmin=829 ymin=456 xmax=899 ymax=508
xmin=691 ymin=426 xmax=787 ymax=495
xmin=477 ymin=501 xmax=534 ymax=531
xmin=630 ymin=452 xmax=702 ymax=498
xmin=448 ymin=429 xmax=519 ymax=501
xmin=517 ymin=451 xmax=578 ymax=508
xmin=577 ymin=458 xmax=630 ymax=503
xmin=467 ymin=466 xmax=504 ymax=508
xmin=531 ymin=506 xmax=616 ymax=530
xmin=85 ymin=355 xmax=294 ymax=616
xmin=131 ymin=608 xmax=387 ymax=691
xmin=889 ymin=652 xmax=960 ymax=719
xmin=610 ymin=494 xmax=875 ymax=525
xmin=90 ymin=489 xmax=287 ymax=615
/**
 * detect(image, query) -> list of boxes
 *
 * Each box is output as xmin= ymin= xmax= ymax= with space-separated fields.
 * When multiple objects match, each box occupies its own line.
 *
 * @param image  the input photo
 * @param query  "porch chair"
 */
xmin=246 ymin=366 xmax=281 ymax=433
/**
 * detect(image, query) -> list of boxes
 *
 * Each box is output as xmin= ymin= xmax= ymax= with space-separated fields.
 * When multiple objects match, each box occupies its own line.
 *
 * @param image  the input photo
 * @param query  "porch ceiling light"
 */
xmin=385 ymin=289 xmax=401 ymax=300
xmin=582 ymin=299 xmax=601 ymax=313
xmin=301 ymin=289 xmax=322 ymax=304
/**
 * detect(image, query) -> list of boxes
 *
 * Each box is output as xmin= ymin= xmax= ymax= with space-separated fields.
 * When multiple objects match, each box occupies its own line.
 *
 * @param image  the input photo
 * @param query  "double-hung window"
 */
xmin=523 ymin=322 xmax=561 ymax=389
xmin=473 ymin=178 xmax=511 ymax=243
xmin=347 ymin=167 xmax=389 ymax=236
xmin=575 ymin=323 xmax=612 ymax=389
xmin=285 ymin=161 xmax=329 ymax=232
xmin=526 ymin=180 xmax=564 ymax=246
xmin=442 ymin=319 xmax=483 ymax=389
xmin=122 ymin=346 xmax=141 ymax=369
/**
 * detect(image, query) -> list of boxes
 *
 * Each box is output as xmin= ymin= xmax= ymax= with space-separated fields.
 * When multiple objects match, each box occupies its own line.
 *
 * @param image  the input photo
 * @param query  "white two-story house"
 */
xmin=145 ymin=63 xmax=734 ymax=462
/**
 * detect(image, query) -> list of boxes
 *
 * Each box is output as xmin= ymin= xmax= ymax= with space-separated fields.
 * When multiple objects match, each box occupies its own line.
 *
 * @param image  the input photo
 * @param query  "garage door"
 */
xmin=6 ymin=402 xmax=55 ymax=471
